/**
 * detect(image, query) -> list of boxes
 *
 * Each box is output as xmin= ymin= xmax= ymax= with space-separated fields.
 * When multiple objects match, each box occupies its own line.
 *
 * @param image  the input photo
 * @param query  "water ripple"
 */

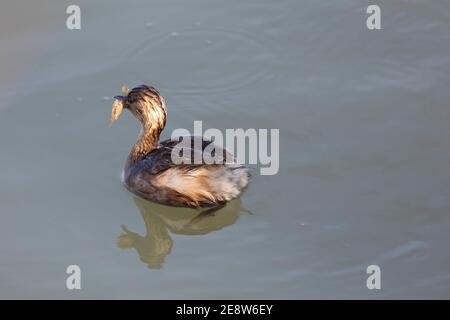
xmin=123 ymin=26 xmax=273 ymax=96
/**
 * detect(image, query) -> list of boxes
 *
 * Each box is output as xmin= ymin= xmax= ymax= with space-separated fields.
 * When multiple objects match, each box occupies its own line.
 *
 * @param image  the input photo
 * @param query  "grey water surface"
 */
xmin=1 ymin=0 xmax=450 ymax=299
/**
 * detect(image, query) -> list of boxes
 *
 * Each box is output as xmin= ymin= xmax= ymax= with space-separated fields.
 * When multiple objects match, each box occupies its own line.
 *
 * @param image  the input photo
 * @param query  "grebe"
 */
xmin=110 ymin=85 xmax=249 ymax=208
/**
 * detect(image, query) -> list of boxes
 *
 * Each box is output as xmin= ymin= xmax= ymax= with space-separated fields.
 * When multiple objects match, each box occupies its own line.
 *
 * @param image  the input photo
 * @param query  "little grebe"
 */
xmin=110 ymin=85 xmax=249 ymax=208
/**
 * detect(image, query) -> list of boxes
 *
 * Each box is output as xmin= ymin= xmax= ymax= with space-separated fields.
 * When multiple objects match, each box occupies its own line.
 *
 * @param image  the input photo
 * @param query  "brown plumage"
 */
xmin=111 ymin=85 xmax=249 ymax=208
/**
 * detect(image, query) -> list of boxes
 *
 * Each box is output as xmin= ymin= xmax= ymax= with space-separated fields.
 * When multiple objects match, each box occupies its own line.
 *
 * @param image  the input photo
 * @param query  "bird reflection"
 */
xmin=117 ymin=196 xmax=247 ymax=269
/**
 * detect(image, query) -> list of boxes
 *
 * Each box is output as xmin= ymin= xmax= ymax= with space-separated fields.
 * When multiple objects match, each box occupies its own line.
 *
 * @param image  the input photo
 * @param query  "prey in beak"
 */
xmin=110 ymin=86 xmax=130 ymax=125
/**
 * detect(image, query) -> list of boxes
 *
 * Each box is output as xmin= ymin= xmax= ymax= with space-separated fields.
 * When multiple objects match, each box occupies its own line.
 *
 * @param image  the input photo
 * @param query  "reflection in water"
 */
xmin=117 ymin=196 xmax=245 ymax=269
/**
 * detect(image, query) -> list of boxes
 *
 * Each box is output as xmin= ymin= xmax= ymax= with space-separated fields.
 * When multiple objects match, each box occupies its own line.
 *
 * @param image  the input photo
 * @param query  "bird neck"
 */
xmin=127 ymin=124 xmax=161 ymax=163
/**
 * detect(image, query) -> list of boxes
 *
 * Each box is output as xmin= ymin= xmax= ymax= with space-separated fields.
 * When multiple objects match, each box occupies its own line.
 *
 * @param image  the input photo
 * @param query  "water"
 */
xmin=1 ymin=0 xmax=450 ymax=299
